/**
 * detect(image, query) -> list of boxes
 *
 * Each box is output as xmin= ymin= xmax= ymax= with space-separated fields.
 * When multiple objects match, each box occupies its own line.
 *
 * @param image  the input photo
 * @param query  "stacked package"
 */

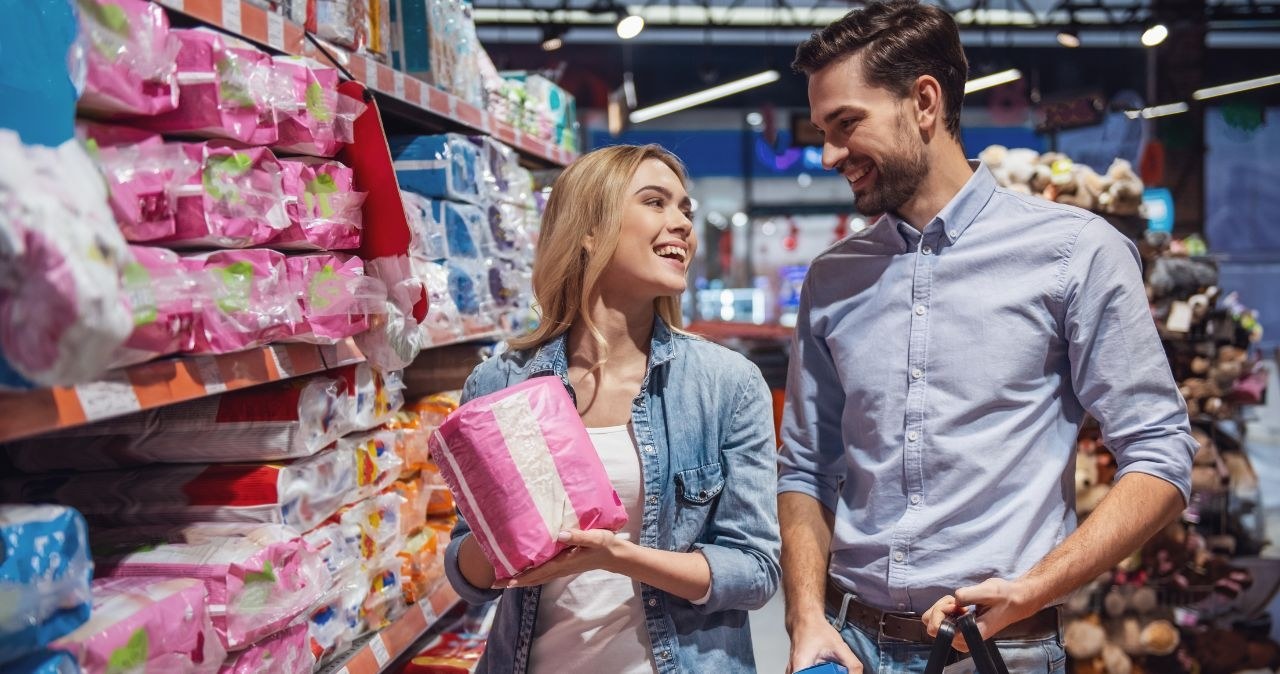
xmin=73 ymin=0 xmax=376 ymax=369
xmin=316 ymin=0 xmax=394 ymax=64
xmin=391 ymin=0 xmax=485 ymax=107
xmin=489 ymin=71 xmax=578 ymax=152
xmin=3 ymin=369 xmax=462 ymax=670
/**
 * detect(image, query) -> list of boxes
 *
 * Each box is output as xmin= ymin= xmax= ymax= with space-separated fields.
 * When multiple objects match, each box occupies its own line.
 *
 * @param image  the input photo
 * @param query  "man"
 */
xmin=777 ymin=1 xmax=1196 ymax=672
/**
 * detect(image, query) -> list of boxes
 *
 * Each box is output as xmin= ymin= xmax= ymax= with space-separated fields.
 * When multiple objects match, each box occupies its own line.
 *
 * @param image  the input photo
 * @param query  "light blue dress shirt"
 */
xmin=778 ymin=162 xmax=1195 ymax=613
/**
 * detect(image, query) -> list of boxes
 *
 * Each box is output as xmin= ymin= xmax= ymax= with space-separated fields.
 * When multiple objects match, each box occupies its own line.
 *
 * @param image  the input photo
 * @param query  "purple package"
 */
xmin=428 ymin=376 xmax=628 ymax=580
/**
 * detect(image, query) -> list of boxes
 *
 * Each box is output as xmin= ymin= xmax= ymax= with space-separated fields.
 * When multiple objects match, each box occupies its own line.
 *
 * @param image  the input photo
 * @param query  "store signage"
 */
xmin=1143 ymin=187 xmax=1175 ymax=233
xmin=1034 ymin=93 xmax=1106 ymax=133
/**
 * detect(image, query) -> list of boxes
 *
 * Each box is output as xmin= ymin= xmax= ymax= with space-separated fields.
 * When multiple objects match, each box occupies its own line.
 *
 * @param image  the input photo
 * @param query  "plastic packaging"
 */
xmin=276 ymin=158 xmax=365 ymax=251
xmin=111 ymin=245 xmax=199 ymax=367
xmin=404 ymin=192 xmax=449 ymax=261
xmin=428 ymin=199 xmax=490 ymax=259
xmin=0 ymin=505 xmax=94 ymax=666
xmin=3 ymin=650 xmax=80 ymax=674
xmin=183 ymin=248 xmax=299 ymax=354
xmin=285 ymin=253 xmax=381 ymax=344
xmin=342 ymin=429 xmax=405 ymax=504
xmin=52 ymin=577 xmax=225 ymax=674
xmin=77 ymin=0 xmax=180 ymax=117
xmin=2 ymin=365 xmax=394 ymax=470
xmin=315 ymin=0 xmax=363 ymax=50
xmin=390 ymin=134 xmax=481 ymax=204
xmin=354 ymin=256 xmax=428 ymax=371
xmin=218 ymin=621 xmax=313 ymax=674
xmin=92 ymin=134 xmax=192 ymax=242
xmin=271 ymin=56 xmax=363 ymax=158
xmin=0 ymin=131 xmax=133 ymax=390
xmin=95 ymin=525 xmax=329 ymax=651
xmin=398 ymin=527 xmax=444 ymax=605
xmin=138 ymin=29 xmax=284 ymax=144
xmin=2 ymin=447 xmax=357 ymax=532
xmin=428 ymin=376 xmax=629 ymax=580
xmin=414 ymin=260 xmax=464 ymax=345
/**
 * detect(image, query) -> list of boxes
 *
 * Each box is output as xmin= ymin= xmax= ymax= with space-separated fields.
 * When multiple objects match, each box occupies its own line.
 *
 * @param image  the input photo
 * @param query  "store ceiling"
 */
xmin=476 ymin=0 xmax=1280 ymax=112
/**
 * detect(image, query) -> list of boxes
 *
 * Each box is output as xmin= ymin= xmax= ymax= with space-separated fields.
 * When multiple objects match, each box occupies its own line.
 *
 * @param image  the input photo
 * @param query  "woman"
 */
xmin=443 ymin=144 xmax=781 ymax=673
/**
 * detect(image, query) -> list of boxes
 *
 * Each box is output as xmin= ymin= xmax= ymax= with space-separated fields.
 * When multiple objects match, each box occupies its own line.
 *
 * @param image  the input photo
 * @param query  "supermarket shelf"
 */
xmin=320 ymin=581 xmax=462 ymax=674
xmin=0 ymin=338 xmax=364 ymax=444
xmin=152 ymin=0 xmax=576 ymax=168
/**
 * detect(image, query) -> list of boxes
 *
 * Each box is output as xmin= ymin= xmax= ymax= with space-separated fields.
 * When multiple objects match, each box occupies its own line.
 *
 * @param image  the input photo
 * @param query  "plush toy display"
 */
xmin=979 ymin=145 xmax=1144 ymax=216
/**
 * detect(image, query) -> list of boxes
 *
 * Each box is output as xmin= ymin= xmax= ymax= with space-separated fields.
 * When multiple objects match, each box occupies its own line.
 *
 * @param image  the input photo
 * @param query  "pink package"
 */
xmin=271 ymin=56 xmax=362 ymax=157
xmin=93 ymin=135 xmax=188 ymax=242
xmin=78 ymin=0 xmax=180 ymax=117
xmin=428 ymin=376 xmax=628 ymax=580
xmin=113 ymin=245 xmax=198 ymax=366
xmin=52 ymin=577 xmax=225 ymax=674
xmin=285 ymin=253 xmax=374 ymax=344
xmin=218 ymin=621 xmax=313 ymax=674
xmin=95 ymin=527 xmax=329 ymax=652
xmin=182 ymin=249 xmax=300 ymax=354
xmin=165 ymin=143 xmax=289 ymax=248
xmin=275 ymin=159 xmax=365 ymax=251
xmin=137 ymin=29 xmax=280 ymax=145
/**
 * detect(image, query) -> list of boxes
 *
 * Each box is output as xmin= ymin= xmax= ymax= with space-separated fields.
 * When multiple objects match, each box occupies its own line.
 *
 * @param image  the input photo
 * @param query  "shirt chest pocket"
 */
xmin=671 ymin=461 xmax=725 ymax=546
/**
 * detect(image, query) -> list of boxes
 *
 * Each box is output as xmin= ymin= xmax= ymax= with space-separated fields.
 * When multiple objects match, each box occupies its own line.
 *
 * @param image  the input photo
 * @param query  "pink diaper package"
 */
xmin=137 ymin=29 xmax=282 ymax=145
xmin=92 ymin=134 xmax=191 ymax=243
xmin=77 ymin=0 xmax=181 ymax=117
xmin=218 ymin=621 xmax=313 ymax=674
xmin=271 ymin=56 xmax=363 ymax=157
xmin=52 ymin=577 xmax=225 ymax=674
xmin=182 ymin=249 xmax=299 ymax=354
xmin=169 ymin=143 xmax=290 ymax=248
xmin=428 ymin=376 xmax=628 ymax=580
xmin=95 ymin=525 xmax=329 ymax=652
xmin=285 ymin=253 xmax=378 ymax=345
xmin=275 ymin=159 xmax=365 ymax=251
xmin=112 ymin=245 xmax=198 ymax=367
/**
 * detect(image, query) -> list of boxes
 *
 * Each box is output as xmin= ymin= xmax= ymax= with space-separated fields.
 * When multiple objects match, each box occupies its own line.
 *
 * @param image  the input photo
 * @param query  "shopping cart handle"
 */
xmin=923 ymin=614 xmax=1009 ymax=674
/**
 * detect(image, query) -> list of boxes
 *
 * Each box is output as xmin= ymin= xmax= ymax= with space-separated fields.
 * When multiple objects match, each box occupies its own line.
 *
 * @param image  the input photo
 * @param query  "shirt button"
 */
xmin=648 ymin=598 xmax=658 ymax=607
xmin=922 ymin=245 xmax=933 ymax=255
xmin=647 ymin=495 xmax=658 ymax=505
xmin=911 ymin=368 xmax=923 ymax=380
xmin=907 ymin=431 xmax=919 ymax=442
xmin=898 ymin=602 xmax=907 ymax=610
xmin=949 ymin=231 xmax=958 ymax=239
xmin=661 ymin=651 xmax=671 ymax=660
xmin=894 ymin=551 xmax=905 ymax=562
xmin=911 ymin=494 xmax=921 ymax=505
xmin=914 ymin=304 xmax=926 ymax=316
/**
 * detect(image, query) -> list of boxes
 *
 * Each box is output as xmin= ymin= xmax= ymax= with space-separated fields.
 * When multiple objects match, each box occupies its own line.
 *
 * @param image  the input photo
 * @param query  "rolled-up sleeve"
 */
xmin=777 ymin=275 xmax=848 ymax=513
xmin=691 ymin=365 xmax=781 ymax=614
xmin=1062 ymin=218 xmax=1196 ymax=501
xmin=443 ymin=372 xmax=505 ymax=605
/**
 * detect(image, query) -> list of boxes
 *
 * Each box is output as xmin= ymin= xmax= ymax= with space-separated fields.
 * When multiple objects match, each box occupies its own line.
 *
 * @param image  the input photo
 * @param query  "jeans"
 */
xmin=829 ymin=612 xmax=1067 ymax=674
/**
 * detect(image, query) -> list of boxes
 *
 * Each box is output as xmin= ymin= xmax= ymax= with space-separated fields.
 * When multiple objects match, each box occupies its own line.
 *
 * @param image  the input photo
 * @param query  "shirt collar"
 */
xmin=528 ymin=314 xmax=677 ymax=377
xmin=884 ymin=160 xmax=996 ymax=247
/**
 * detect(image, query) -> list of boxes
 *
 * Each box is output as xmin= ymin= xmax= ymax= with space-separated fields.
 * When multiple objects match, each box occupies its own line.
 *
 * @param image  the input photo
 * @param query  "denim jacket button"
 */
xmin=648 ymin=598 xmax=658 ymax=607
xmin=647 ymin=495 xmax=658 ymax=505
xmin=661 ymin=651 xmax=671 ymax=659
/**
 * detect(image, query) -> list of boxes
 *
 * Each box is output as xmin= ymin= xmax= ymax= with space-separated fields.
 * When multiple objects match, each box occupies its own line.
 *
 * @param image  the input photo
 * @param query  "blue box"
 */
xmin=796 ymin=664 xmax=849 ymax=674
xmin=391 ymin=133 xmax=481 ymax=205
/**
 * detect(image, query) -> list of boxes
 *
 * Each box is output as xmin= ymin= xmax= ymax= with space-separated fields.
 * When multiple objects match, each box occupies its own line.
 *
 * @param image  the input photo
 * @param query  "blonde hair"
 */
xmin=508 ymin=144 xmax=692 ymax=359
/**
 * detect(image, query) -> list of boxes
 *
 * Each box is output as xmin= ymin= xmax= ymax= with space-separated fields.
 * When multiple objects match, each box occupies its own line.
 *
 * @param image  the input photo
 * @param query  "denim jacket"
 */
xmin=443 ymin=317 xmax=781 ymax=673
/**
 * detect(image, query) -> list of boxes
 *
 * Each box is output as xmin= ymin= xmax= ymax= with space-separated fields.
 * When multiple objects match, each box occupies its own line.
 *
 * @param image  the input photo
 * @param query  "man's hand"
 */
xmin=921 ymin=578 xmax=1041 ymax=652
xmin=786 ymin=615 xmax=863 ymax=673
xmin=496 ymin=529 xmax=625 ymax=589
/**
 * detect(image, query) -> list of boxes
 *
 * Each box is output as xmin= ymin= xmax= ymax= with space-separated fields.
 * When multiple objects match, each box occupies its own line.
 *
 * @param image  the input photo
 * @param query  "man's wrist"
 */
xmin=1010 ymin=575 xmax=1053 ymax=613
xmin=785 ymin=605 xmax=831 ymax=633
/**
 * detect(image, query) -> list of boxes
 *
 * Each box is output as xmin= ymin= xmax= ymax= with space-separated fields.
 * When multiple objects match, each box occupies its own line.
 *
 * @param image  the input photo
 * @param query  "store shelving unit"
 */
xmin=0 ymin=338 xmax=363 ymax=443
xmin=153 ymin=0 xmax=577 ymax=168
xmin=318 ymin=581 xmax=461 ymax=674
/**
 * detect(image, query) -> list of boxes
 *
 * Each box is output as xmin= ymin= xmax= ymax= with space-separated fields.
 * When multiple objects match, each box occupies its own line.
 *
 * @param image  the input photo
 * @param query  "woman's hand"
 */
xmin=495 ymin=529 xmax=628 ymax=589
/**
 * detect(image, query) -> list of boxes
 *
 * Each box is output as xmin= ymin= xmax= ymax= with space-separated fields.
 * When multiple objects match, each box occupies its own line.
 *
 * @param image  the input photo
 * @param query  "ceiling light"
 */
xmin=1123 ymin=102 xmax=1188 ymax=119
xmin=964 ymin=69 xmax=1022 ymax=94
xmin=616 ymin=13 xmax=644 ymax=39
xmin=1141 ymin=23 xmax=1168 ymax=47
xmin=540 ymin=25 xmax=566 ymax=51
xmin=1193 ymin=73 xmax=1280 ymax=100
xmin=1057 ymin=28 xmax=1080 ymax=48
xmin=630 ymin=70 xmax=780 ymax=123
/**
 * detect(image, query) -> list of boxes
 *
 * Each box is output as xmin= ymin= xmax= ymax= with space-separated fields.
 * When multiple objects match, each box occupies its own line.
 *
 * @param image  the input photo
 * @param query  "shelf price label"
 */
xmin=267 ymin=12 xmax=285 ymax=50
xmin=369 ymin=637 xmax=391 ymax=666
xmin=222 ymin=0 xmax=242 ymax=34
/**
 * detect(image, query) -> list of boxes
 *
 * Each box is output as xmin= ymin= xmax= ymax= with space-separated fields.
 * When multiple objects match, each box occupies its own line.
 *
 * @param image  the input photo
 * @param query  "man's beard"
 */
xmin=846 ymin=128 xmax=929 ymax=217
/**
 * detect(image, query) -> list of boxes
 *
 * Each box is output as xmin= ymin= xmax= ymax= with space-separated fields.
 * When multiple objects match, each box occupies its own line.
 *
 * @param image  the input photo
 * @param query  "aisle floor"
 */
xmin=748 ymin=356 xmax=1280 ymax=665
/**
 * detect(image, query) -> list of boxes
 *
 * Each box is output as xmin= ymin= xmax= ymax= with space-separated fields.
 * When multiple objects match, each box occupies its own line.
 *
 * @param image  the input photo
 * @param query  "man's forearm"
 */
xmin=1018 ymin=472 xmax=1184 ymax=608
xmin=780 ymin=491 xmax=837 ymax=628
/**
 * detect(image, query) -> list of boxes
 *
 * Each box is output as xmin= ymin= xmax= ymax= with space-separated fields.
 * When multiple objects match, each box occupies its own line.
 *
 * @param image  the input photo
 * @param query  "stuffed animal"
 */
xmin=1098 ymin=158 xmax=1144 ymax=215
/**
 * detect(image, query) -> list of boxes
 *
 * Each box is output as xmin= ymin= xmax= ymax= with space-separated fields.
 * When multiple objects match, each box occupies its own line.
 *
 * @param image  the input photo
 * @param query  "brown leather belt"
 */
xmin=824 ymin=582 xmax=1060 ymax=644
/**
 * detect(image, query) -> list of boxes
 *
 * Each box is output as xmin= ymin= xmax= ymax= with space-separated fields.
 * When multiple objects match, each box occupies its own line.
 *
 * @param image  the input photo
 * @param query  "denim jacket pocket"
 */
xmin=675 ymin=462 xmax=726 ymax=504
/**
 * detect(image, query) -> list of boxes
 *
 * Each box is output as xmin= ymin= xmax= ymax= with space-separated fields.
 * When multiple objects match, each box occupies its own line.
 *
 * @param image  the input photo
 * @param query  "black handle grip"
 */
xmin=922 ymin=614 xmax=1009 ymax=674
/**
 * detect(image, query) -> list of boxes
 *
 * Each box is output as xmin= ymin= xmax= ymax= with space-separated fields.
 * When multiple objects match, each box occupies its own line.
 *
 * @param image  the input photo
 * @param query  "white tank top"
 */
xmin=527 ymin=423 xmax=657 ymax=674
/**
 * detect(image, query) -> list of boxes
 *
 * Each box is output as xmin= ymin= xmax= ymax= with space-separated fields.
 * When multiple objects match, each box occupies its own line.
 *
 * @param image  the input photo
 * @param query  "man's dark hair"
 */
xmin=793 ymin=0 xmax=968 ymax=138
